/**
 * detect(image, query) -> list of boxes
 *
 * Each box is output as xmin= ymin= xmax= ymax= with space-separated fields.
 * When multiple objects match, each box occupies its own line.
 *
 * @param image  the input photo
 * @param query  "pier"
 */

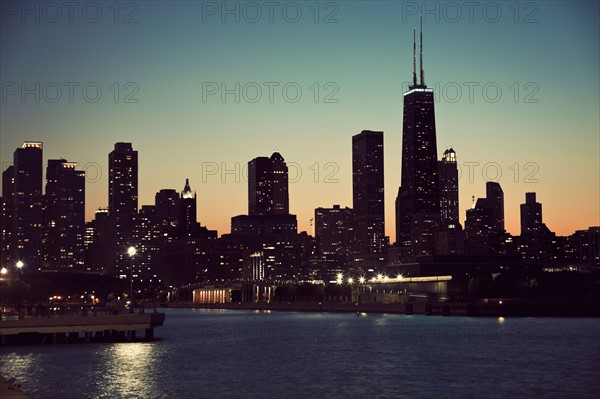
xmin=0 ymin=312 xmax=165 ymax=346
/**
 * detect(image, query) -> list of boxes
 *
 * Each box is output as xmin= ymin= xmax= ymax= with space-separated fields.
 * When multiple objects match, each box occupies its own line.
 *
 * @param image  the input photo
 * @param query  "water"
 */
xmin=1 ymin=309 xmax=599 ymax=398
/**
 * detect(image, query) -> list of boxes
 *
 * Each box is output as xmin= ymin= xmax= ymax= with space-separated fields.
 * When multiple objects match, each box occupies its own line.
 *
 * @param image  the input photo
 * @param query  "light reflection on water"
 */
xmin=0 ymin=309 xmax=598 ymax=399
xmin=97 ymin=343 xmax=161 ymax=399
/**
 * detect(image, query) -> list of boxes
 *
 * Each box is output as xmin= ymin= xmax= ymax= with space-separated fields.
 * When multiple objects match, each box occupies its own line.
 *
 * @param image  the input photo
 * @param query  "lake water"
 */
xmin=1 ymin=308 xmax=599 ymax=398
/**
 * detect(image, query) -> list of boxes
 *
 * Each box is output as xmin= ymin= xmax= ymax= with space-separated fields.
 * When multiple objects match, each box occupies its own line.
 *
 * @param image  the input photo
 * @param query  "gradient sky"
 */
xmin=1 ymin=1 xmax=599 ymax=239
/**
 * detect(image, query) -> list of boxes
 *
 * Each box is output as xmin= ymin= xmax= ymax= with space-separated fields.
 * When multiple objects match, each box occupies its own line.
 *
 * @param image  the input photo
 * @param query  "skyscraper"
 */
xmin=352 ymin=130 xmax=385 ymax=256
xmin=42 ymin=160 xmax=85 ymax=270
xmin=179 ymin=178 xmax=201 ymax=238
xmin=1 ymin=166 xmax=14 ymax=269
xmin=395 ymin=24 xmax=440 ymax=261
xmin=108 ymin=142 xmax=138 ymax=277
xmin=13 ymin=142 xmax=44 ymax=270
xmin=248 ymin=152 xmax=289 ymax=216
xmin=521 ymin=192 xmax=542 ymax=235
xmin=439 ymin=148 xmax=459 ymax=228
xmin=465 ymin=182 xmax=505 ymax=254
xmin=270 ymin=152 xmax=289 ymax=215
xmin=248 ymin=157 xmax=273 ymax=216
xmin=315 ymin=205 xmax=354 ymax=257
xmin=155 ymin=188 xmax=180 ymax=240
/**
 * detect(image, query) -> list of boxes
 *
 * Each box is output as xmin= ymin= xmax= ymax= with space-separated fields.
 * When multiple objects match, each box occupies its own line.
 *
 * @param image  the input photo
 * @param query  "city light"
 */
xmin=16 ymin=260 xmax=24 ymax=269
xmin=128 ymin=246 xmax=137 ymax=257
xmin=359 ymin=277 xmax=365 ymax=284
xmin=0 ymin=267 xmax=7 ymax=275
xmin=347 ymin=277 xmax=354 ymax=284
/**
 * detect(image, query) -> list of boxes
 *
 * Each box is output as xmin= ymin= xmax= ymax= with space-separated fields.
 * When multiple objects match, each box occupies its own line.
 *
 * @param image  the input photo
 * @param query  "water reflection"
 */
xmin=98 ymin=343 xmax=162 ymax=399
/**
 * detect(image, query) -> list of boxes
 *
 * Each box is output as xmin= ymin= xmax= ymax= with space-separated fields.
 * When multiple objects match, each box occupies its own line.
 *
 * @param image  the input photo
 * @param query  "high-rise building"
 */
xmin=439 ymin=148 xmax=459 ymax=228
xmin=465 ymin=182 xmax=505 ymax=254
xmin=248 ymin=153 xmax=289 ymax=216
xmin=486 ymin=181 xmax=504 ymax=232
xmin=42 ymin=160 xmax=85 ymax=270
xmin=352 ymin=130 xmax=385 ymax=257
xmin=155 ymin=189 xmax=179 ymax=241
xmin=520 ymin=192 xmax=542 ymax=235
xmin=84 ymin=208 xmax=110 ymax=273
xmin=13 ymin=142 xmax=44 ymax=270
xmin=179 ymin=178 xmax=201 ymax=238
xmin=315 ymin=205 xmax=354 ymax=257
xmin=270 ymin=152 xmax=289 ymax=215
xmin=133 ymin=205 xmax=161 ymax=288
xmin=248 ymin=157 xmax=273 ymax=216
xmin=1 ymin=166 xmax=14 ymax=269
xmin=395 ymin=25 xmax=440 ymax=261
xmin=315 ymin=205 xmax=354 ymax=280
xmin=108 ymin=142 xmax=138 ymax=278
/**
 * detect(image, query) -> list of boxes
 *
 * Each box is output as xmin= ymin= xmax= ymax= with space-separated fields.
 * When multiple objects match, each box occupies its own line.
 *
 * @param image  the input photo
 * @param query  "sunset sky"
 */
xmin=1 ymin=1 xmax=598 ymax=239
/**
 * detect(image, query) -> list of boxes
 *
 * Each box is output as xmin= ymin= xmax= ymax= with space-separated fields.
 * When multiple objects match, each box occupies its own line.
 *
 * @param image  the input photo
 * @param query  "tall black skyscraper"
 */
xmin=439 ymin=148 xmax=459 ymax=228
xmin=270 ymin=152 xmax=289 ymax=215
xmin=465 ymin=182 xmax=505 ymax=254
xmin=521 ymin=192 xmax=542 ymax=235
xmin=108 ymin=142 xmax=138 ymax=277
xmin=1 ymin=166 xmax=14 ymax=269
xmin=179 ymin=178 xmax=201 ymax=238
xmin=155 ymin=188 xmax=180 ymax=240
xmin=352 ymin=130 xmax=385 ymax=256
xmin=42 ymin=160 xmax=85 ymax=270
xmin=13 ymin=142 xmax=44 ymax=270
xmin=395 ymin=24 xmax=440 ymax=261
xmin=248 ymin=152 xmax=289 ymax=216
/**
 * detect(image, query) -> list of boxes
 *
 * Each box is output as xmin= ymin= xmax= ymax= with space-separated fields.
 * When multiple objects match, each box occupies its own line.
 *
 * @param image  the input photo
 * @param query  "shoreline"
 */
xmin=166 ymin=298 xmax=600 ymax=317
xmin=0 ymin=376 xmax=29 ymax=399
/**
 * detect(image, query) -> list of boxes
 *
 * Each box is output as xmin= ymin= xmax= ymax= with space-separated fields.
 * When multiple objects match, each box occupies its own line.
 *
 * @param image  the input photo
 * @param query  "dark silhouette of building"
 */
xmin=465 ymin=182 xmax=505 ymax=254
xmin=133 ymin=205 xmax=161 ymax=288
xmin=84 ymin=207 xmax=110 ymax=273
xmin=395 ymin=25 xmax=440 ymax=262
xmin=521 ymin=192 xmax=543 ymax=235
xmin=108 ymin=142 xmax=138 ymax=278
xmin=13 ymin=142 xmax=44 ymax=270
xmin=439 ymin=148 xmax=459 ymax=228
xmin=42 ymin=160 xmax=85 ymax=271
xmin=352 ymin=130 xmax=385 ymax=259
xmin=248 ymin=153 xmax=289 ymax=216
xmin=179 ymin=178 xmax=201 ymax=238
xmin=315 ymin=205 xmax=354 ymax=280
xmin=1 ymin=166 xmax=14 ymax=270
xmin=155 ymin=189 xmax=180 ymax=240
xmin=270 ymin=152 xmax=289 ymax=215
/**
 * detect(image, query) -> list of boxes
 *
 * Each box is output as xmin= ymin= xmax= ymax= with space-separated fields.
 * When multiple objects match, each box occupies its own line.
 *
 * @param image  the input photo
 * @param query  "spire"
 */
xmin=419 ymin=16 xmax=425 ymax=87
xmin=182 ymin=178 xmax=194 ymax=199
xmin=412 ymin=28 xmax=417 ymax=87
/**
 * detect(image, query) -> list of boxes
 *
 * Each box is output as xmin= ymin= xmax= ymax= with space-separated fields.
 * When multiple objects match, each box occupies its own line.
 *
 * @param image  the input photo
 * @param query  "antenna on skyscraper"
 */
xmin=419 ymin=16 xmax=425 ymax=87
xmin=412 ymin=28 xmax=417 ymax=87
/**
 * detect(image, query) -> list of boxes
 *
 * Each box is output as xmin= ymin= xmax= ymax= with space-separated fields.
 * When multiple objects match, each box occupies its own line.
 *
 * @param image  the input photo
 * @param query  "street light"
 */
xmin=128 ymin=246 xmax=136 ymax=313
xmin=358 ymin=277 xmax=365 ymax=284
xmin=0 ymin=267 xmax=7 ymax=275
xmin=16 ymin=261 xmax=24 ymax=269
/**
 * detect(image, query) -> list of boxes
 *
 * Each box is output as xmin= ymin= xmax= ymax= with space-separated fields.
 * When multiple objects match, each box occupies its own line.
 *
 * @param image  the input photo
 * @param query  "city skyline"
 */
xmin=1 ymin=1 xmax=599 ymax=239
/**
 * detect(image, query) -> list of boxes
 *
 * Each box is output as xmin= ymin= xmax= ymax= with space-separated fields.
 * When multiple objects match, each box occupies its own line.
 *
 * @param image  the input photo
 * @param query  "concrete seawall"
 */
xmin=0 ymin=312 xmax=166 ymax=346
xmin=168 ymin=299 xmax=600 ymax=317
